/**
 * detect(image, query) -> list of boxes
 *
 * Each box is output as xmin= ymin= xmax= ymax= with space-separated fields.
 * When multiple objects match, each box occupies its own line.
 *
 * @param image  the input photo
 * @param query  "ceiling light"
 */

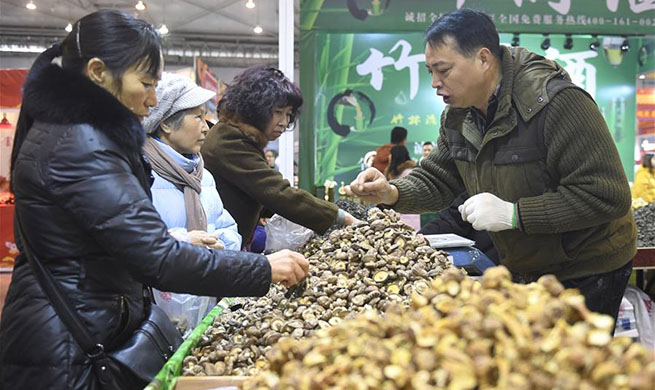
xmin=602 ymin=37 xmax=625 ymax=67
xmin=26 ymin=1 xmax=36 ymax=10
xmin=135 ymin=1 xmax=146 ymax=11
xmin=245 ymin=0 xmax=256 ymax=9
xmin=639 ymin=74 xmax=646 ymax=80
xmin=158 ymin=24 xmax=169 ymax=35
xmin=621 ymin=38 xmax=630 ymax=52
xmin=511 ymin=33 xmax=520 ymax=47
xmin=65 ymin=23 xmax=73 ymax=32
xmin=0 ymin=44 xmax=47 ymax=53
xmin=540 ymin=35 xmax=550 ymax=50
xmin=253 ymin=25 xmax=263 ymax=34
xmin=589 ymin=35 xmax=600 ymax=51
xmin=563 ymin=34 xmax=573 ymax=50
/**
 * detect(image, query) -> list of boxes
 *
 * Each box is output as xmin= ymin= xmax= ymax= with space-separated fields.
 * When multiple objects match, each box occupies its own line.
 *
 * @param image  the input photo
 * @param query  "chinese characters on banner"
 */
xmin=303 ymin=0 xmax=655 ymax=35
xmin=456 ymin=0 xmax=655 ymax=15
xmin=356 ymin=40 xmax=424 ymax=100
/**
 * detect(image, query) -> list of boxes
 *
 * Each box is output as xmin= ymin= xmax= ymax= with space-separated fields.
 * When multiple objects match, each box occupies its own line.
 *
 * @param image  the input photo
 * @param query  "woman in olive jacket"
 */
xmin=0 ymin=11 xmax=307 ymax=390
xmin=201 ymin=66 xmax=356 ymax=247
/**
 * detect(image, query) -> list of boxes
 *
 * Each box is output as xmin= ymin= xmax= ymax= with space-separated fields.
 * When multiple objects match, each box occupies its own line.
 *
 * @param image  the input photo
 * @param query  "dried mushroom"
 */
xmin=242 ymin=266 xmax=655 ymax=390
xmin=182 ymin=207 xmax=453 ymax=376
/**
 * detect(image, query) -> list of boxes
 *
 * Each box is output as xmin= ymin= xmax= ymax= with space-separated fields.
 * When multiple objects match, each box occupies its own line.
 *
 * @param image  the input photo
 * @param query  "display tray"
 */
xmin=174 ymin=376 xmax=247 ymax=390
xmin=634 ymin=247 xmax=655 ymax=269
xmin=146 ymin=300 xmax=233 ymax=390
xmin=423 ymin=233 xmax=475 ymax=248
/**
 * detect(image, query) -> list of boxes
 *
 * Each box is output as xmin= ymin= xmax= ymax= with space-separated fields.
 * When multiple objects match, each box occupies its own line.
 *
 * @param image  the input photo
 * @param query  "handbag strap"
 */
xmin=14 ymin=216 xmax=108 ymax=362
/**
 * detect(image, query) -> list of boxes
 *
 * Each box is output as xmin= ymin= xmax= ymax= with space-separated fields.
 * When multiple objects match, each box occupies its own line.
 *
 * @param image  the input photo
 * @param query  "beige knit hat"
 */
xmin=142 ymin=73 xmax=216 ymax=135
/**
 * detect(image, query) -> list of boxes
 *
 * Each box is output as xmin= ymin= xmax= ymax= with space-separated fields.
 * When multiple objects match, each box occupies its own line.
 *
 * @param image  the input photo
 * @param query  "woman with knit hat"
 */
xmin=142 ymin=73 xmax=242 ymax=334
xmin=142 ymin=73 xmax=240 ymax=251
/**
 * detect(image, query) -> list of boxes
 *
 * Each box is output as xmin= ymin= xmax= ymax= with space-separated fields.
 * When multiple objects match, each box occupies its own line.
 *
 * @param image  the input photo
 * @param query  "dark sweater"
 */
xmin=391 ymin=46 xmax=636 ymax=281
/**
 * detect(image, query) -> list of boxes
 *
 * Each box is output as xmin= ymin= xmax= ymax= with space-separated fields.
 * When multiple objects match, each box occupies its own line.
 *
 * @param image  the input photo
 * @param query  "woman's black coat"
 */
xmin=0 ymin=63 xmax=271 ymax=390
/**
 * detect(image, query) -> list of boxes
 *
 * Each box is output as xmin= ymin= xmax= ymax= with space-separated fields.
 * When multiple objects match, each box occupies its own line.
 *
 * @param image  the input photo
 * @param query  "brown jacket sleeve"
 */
xmin=207 ymin=125 xmax=338 ymax=235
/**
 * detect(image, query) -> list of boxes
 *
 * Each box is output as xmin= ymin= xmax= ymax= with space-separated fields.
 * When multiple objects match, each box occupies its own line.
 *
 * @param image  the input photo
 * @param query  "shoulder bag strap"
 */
xmin=14 ymin=215 xmax=117 ymax=386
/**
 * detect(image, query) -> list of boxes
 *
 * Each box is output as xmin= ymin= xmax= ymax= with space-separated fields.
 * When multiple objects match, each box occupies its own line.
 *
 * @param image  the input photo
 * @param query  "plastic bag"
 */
xmin=623 ymin=285 xmax=654 ymax=349
xmin=154 ymin=227 xmax=216 ymax=338
xmin=264 ymin=214 xmax=314 ymax=252
xmin=614 ymin=296 xmax=639 ymax=338
xmin=153 ymin=290 xmax=216 ymax=338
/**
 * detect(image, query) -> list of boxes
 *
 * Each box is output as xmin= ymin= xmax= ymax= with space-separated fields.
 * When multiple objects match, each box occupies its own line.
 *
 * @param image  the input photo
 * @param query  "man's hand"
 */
xmin=346 ymin=168 xmax=399 ymax=205
xmin=188 ymin=230 xmax=225 ymax=249
xmin=266 ymin=249 xmax=310 ymax=288
xmin=459 ymin=192 xmax=516 ymax=232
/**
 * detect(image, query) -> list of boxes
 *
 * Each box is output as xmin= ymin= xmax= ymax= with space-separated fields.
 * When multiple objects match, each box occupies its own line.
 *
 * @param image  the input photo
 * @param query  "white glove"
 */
xmin=458 ymin=192 xmax=517 ymax=232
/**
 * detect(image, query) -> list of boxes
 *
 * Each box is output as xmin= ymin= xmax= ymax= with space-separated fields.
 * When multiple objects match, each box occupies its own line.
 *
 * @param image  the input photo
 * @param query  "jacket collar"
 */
xmin=505 ymin=46 xmax=568 ymax=122
xmin=21 ymin=63 xmax=145 ymax=155
xmin=445 ymin=46 xmax=570 ymax=149
xmin=398 ymin=160 xmax=417 ymax=172
xmin=218 ymin=110 xmax=269 ymax=150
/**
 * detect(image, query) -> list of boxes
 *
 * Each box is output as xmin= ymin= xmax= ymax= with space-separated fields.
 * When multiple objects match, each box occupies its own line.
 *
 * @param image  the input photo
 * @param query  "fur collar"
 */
xmin=398 ymin=160 xmax=417 ymax=171
xmin=21 ymin=64 xmax=145 ymax=154
xmin=218 ymin=110 xmax=269 ymax=150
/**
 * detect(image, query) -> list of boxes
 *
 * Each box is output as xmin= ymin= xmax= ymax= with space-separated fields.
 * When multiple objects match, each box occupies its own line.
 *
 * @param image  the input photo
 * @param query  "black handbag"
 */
xmin=16 ymin=216 xmax=183 ymax=389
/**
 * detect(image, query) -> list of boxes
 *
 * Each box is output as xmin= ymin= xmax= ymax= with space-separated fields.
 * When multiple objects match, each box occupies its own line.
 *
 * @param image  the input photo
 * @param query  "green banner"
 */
xmin=300 ymin=32 xmax=640 ymax=190
xmin=301 ymin=0 xmax=655 ymax=35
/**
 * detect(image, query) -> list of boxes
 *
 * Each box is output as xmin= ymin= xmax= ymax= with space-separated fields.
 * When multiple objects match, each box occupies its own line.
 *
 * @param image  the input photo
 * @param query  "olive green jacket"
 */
xmin=201 ymin=112 xmax=338 ymax=244
xmin=393 ymin=46 xmax=636 ymax=281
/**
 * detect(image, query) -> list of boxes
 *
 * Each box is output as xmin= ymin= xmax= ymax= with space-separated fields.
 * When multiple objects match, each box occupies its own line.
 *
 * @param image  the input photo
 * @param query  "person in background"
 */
xmin=201 ymin=66 xmax=358 ymax=247
xmin=372 ymin=126 xmax=407 ymax=173
xmin=1 ymin=10 xmax=308 ymax=390
xmin=265 ymin=149 xmax=279 ymax=171
xmin=385 ymin=145 xmax=419 ymax=230
xmin=363 ymin=150 xmax=377 ymax=169
xmin=0 ymin=176 xmax=9 ymax=194
xmin=419 ymin=141 xmax=434 ymax=165
xmin=384 ymin=145 xmax=416 ymax=180
xmin=141 ymin=73 xmax=242 ymax=333
xmin=633 ymin=153 xmax=655 ymax=203
xmin=142 ymin=73 xmax=240 ymax=250
xmin=349 ymin=9 xmax=635 ymax=323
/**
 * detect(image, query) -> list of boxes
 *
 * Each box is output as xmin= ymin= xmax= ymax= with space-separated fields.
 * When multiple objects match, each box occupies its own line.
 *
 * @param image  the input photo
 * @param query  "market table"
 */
xmin=634 ymin=247 xmax=655 ymax=291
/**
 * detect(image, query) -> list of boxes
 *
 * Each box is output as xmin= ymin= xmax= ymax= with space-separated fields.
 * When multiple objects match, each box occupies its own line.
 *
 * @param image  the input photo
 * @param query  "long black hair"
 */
xmin=219 ymin=66 xmax=303 ymax=132
xmin=10 ymin=10 xmax=162 ymax=189
xmin=386 ymin=145 xmax=412 ymax=179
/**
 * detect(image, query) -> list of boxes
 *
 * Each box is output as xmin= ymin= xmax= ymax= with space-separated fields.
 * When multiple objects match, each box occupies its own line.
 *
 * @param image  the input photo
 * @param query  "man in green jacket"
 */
xmin=349 ymin=9 xmax=636 ymax=322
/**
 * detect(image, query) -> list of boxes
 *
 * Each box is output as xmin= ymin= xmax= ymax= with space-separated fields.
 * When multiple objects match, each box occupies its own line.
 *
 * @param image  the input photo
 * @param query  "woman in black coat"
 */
xmin=0 ymin=10 xmax=308 ymax=390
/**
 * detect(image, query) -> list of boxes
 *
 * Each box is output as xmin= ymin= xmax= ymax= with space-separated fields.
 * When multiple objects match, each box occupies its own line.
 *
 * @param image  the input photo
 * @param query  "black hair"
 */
xmin=10 ymin=10 xmax=162 ymax=186
xmin=390 ymin=126 xmax=408 ymax=144
xmin=644 ymin=153 xmax=654 ymax=174
xmin=387 ymin=145 xmax=412 ymax=179
xmin=61 ymin=10 xmax=162 ymax=89
xmin=265 ymin=149 xmax=279 ymax=158
xmin=425 ymin=9 xmax=501 ymax=58
xmin=219 ymin=66 xmax=303 ymax=132
xmin=423 ymin=141 xmax=434 ymax=147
